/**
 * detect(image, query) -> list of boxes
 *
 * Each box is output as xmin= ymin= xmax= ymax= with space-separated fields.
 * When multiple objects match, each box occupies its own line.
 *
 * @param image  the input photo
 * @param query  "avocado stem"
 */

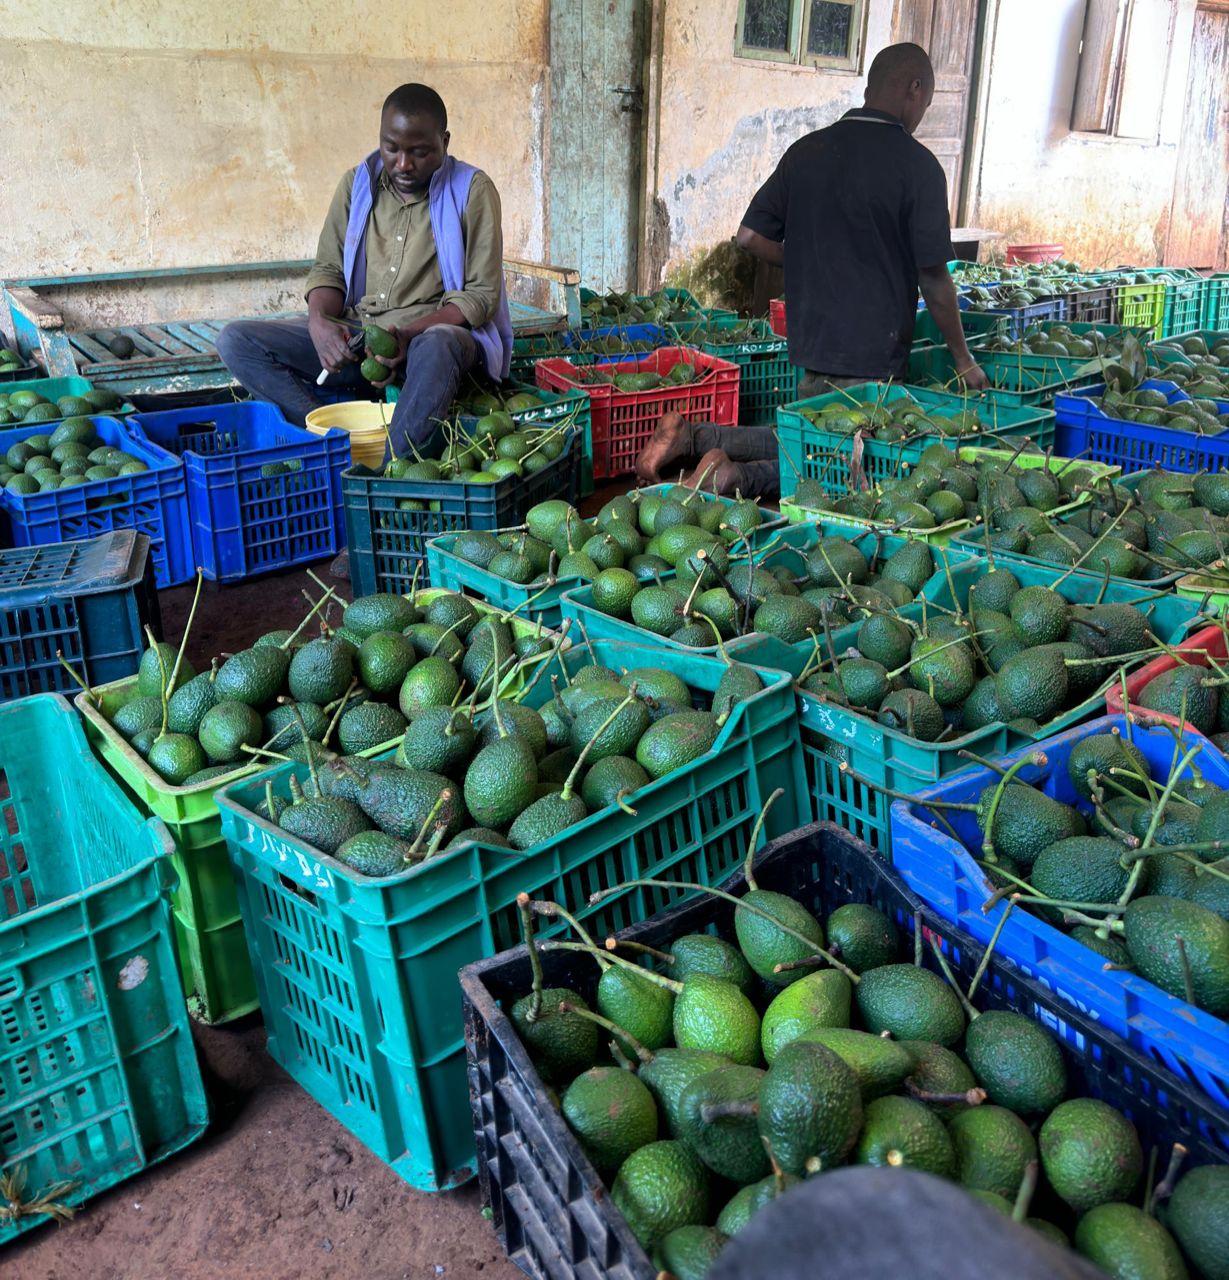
xmin=886 ymin=629 xmax=988 ymax=682
xmin=965 ymin=899 xmax=1016 ymax=1005
xmin=978 ymin=861 xmax=1041 ymax=910
xmin=542 ymin=940 xmax=683 ymax=993
xmin=530 ymin=899 xmax=605 ymax=965
xmin=147 ymin=626 xmax=171 ymax=739
xmin=1176 ymin=935 xmax=1196 ymax=1006
xmin=979 ymin=752 xmax=1047 ymax=864
xmin=957 ymin=750 xmax=1009 ymax=776
xmin=290 ymin=704 xmax=323 ymax=796
xmin=606 ymin=937 xmax=674 ymax=966
xmin=904 ymin=1081 xmax=987 ymax=1107
xmin=772 ymin=955 xmax=827 ymax=977
xmin=281 ymin=583 xmax=339 ymax=650
xmin=407 ymin=788 xmax=453 ymax=859
xmin=561 ymin=685 xmax=640 ymax=801
xmin=926 ymin=935 xmax=979 ymax=1021
xmin=1148 ymin=1144 xmax=1188 ymax=1215
xmin=742 ymin=788 xmax=784 ymax=890
xmin=913 ymin=911 xmax=922 ymax=966
xmin=1135 ymin=743 xmax=1202 ymax=859
xmin=837 ymin=761 xmax=978 ymax=812
xmin=516 ymin=892 xmax=545 ymax=1022
xmin=556 ymin=1001 xmax=654 ymax=1064
xmin=167 ymin=569 xmax=204 ymax=697
xmin=55 ymin=650 xmax=95 ymax=705
xmin=587 ymin=878 xmax=860 ymax=982
xmin=1011 ymin=1161 xmax=1039 ymax=1224
xmin=321 ymin=679 xmax=358 ymax=749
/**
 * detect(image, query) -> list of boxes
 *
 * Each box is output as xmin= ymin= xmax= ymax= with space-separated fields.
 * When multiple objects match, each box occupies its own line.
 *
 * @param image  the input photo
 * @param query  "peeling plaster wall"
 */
xmin=647 ymin=0 xmax=895 ymax=285
xmin=0 ymin=1 xmax=549 ymax=324
xmin=968 ymin=0 xmax=1197 ymax=267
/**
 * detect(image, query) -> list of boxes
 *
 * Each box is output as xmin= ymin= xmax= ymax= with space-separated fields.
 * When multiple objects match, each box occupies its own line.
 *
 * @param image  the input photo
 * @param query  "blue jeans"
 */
xmin=215 ymin=315 xmax=479 ymax=459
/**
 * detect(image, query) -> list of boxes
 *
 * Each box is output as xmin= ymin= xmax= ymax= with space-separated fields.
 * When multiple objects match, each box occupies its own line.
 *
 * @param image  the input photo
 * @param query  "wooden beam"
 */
xmin=6 ymin=285 xmax=63 ymax=331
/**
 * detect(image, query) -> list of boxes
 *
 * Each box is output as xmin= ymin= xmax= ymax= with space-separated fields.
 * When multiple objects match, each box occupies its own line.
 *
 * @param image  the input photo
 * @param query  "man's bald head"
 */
xmin=864 ymin=43 xmax=935 ymax=134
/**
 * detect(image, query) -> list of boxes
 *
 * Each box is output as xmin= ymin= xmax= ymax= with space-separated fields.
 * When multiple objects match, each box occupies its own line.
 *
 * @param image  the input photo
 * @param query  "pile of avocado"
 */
xmin=791 ymin=443 xmax=1099 ymax=534
xmin=0 ymin=383 xmax=123 ymax=426
xmin=797 ymin=390 xmax=986 ymax=443
xmin=1095 ymin=381 xmax=1229 ymax=435
xmin=915 ymin=729 xmax=1229 ymax=1024
xmin=0 ymin=346 xmax=25 ymax=374
xmin=260 ymin=650 xmax=762 ymax=873
xmin=950 ymin=258 xmax=1086 ymax=287
xmin=581 ymin=288 xmax=703 ymax=327
xmin=381 ymin=395 xmax=575 ymax=487
xmin=451 ymin=492 xmax=765 ymax=589
xmin=797 ymin=563 xmax=1168 ymax=743
xmin=101 ymin=587 xmax=552 ymax=791
xmin=979 ymin=323 xmax=1123 ymax=361
xmin=1154 ymin=332 xmax=1229 ymax=370
xmin=512 ymin=853 xmax=1222 ymax=1278
xmin=979 ymin=468 xmax=1229 ymax=579
xmin=963 ymin=282 xmax=1065 ymax=313
xmin=0 ymin=418 xmax=148 ymax=495
xmin=571 ymin=359 xmax=699 ymax=392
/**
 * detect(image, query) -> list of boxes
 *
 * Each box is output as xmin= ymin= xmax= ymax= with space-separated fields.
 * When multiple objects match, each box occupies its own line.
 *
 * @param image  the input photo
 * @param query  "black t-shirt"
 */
xmin=741 ymin=108 xmax=954 ymax=378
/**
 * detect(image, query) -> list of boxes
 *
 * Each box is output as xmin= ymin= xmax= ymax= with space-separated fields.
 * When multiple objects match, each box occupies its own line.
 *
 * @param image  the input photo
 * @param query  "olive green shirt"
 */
xmin=304 ymin=166 xmax=503 ymax=330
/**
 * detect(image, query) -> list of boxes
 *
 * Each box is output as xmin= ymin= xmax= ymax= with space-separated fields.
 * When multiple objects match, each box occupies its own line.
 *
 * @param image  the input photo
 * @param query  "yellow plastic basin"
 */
xmin=305 ymin=401 xmax=391 ymax=468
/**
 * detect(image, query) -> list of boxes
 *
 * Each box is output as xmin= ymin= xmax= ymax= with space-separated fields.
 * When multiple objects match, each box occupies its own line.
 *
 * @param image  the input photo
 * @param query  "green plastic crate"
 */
xmin=776 ymin=383 xmax=1055 ymax=499
xmin=560 ymin=521 xmax=981 ymax=679
xmin=1161 ymin=278 xmax=1208 ymax=339
xmin=912 ymin=307 xmax=1007 ymax=348
xmin=75 ymin=589 xmax=561 ymax=1023
xmin=669 ymin=317 xmax=799 ymax=425
xmin=909 ymin=343 xmax=1113 ymax=407
xmin=214 ymin=638 xmax=808 ymax=1193
xmin=1203 ymin=278 xmax=1229 ymax=332
xmin=0 ymin=694 xmax=206 ymax=1241
xmin=0 ymin=375 xmax=136 ymax=423
xmin=424 ymin=484 xmax=785 ymax=629
xmin=778 ymin=446 xmax=1116 ymax=544
xmin=800 ymin=561 xmax=1204 ymax=855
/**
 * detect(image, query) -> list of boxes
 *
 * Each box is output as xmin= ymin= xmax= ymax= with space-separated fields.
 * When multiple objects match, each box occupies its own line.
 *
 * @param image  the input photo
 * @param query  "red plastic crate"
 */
xmin=769 ymin=297 xmax=787 ymax=336
xmin=1105 ymin=624 xmax=1224 ymax=726
xmin=535 ymin=346 xmax=739 ymax=480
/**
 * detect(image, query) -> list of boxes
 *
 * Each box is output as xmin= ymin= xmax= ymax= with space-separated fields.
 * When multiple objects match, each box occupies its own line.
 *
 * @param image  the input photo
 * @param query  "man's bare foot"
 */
xmin=635 ymin=411 xmax=690 ymax=483
xmin=683 ymin=448 xmax=741 ymax=496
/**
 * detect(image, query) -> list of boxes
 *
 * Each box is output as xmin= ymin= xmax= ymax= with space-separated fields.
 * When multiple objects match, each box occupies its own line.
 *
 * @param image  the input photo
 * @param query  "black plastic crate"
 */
xmin=462 ymin=822 xmax=1229 ymax=1280
xmin=1066 ymin=286 xmax=1114 ymax=326
xmin=343 ymin=427 xmax=582 ymax=598
xmin=0 ymin=530 xmax=160 ymax=703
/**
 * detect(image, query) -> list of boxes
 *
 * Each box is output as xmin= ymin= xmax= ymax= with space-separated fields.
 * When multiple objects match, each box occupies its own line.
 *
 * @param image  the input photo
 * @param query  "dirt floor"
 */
xmin=9 ymin=560 xmax=523 ymax=1280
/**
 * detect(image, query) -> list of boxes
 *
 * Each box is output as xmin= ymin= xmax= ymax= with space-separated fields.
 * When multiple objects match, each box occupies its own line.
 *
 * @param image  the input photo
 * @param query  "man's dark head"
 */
xmin=380 ymin=83 xmax=450 ymax=195
xmin=864 ymin=43 xmax=935 ymax=134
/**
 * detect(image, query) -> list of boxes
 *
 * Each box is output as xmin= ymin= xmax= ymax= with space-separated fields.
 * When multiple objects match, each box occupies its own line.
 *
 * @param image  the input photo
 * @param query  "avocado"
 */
xmin=1039 ymin=1097 xmax=1142 ymax=1211
xmin=856 ymin=964 xmax=966 ymax=1046
xmin=334 ymin=829 xmax=413 ymax=876
xmin=215 ymin=646 xmax=291 ymax=707
xmin=760 ymin=969 xmax=852 ymax=1062
xmin=651 ymin=1226 xmax=728 ymax=1280
xmin=757 ymin=1039 xmax=863 ymax=1175
xmin=610 ymin=1140 xmax=711 ymax=1250
xmin=734 ymin=889 xmax=825 ymax=988
xmin=356 ymin=768 xmax=462 ymax=844
xmin=678 ymin=1064 xmax=770 ymax=1183
xmin=509 ymin=986 xmax=600 ymax=1084
xmin=948 ymin=1104 xmax=1038 ymax=1199
xmin=112 ymin=693 xmax=164 ymax=741
xmin=343 ymin=592 xmax=418 ymax=639
xmin=635 ymin=711 xmax=720 ymax=779
xmin=198 ymin=700 xmax=263 ymax=764
xmin=824 ymin=903 xmax=898 ymax=973
xmin=337 ymin=701 xmax=407 ymax=754
xmin=900 ymin=1040 xmax=980 ymax=1119
xmin=794 ymin=1027 xmax=912 ymax=1099
xmin=137 ymin=642 xmax=195 ymax=699
xmin=1075 ymin=1203 xmax=1188 ymax=1280
xmin=638 ymin=1047 xmax=730 ymax=1139
xmin=1139 ymin=665 xmax=1218 ymax=735
xmin=1123 ymin=895 xmax=1229 ymax=1014
xmin=145 ymin=732 xmax=207 ymax=784
xmin=666 ymin=934 xmax=756 ymax=994
xmin=962 ymin=1010 xmax=1066 ymax=1115
xmin=672 ymin=975 xmax=762 ymax=1065
xmin=1163 ymin=1163 xmax=1229 ymax=1280
xmin=596 ymin=962 xmax=675 ymax=1055
xmin=854 ymin=1094 xmax=956 ymax=1177
xmin=562 ymin=1066 xmax=658 ymax=1178
xmin=279 ymin=795 xmax=372 ymax=854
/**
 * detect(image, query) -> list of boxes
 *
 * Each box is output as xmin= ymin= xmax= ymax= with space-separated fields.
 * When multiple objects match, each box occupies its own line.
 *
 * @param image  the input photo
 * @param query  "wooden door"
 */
xmin=892 ymin=0 xmax=981 ymax=219
xmin=1165 ymin=2 xmax=1229 ymax=269
xmin=550 ymin=0 xmax=647 ymax=292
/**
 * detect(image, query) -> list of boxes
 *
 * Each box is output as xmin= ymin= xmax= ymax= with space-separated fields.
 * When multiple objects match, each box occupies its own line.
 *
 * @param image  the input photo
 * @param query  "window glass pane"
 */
xmin=806 ymin=0 xmax=853 ymax=57
xmin=1115 ymin=0 xmax=1173 ymax=139
xmin=743 ymin=0 xmax=793 ymax=51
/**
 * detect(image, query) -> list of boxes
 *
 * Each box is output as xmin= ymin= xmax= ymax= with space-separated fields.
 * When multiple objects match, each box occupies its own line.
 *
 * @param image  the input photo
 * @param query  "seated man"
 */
xmin=218 ymin=83 xmax=512 ymax=459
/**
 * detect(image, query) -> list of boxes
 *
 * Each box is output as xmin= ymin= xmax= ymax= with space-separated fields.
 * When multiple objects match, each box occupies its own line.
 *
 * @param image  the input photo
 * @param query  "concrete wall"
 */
xmin=643 ymin=0 xmax=896 ymax=291
xmin=0 ymin=1 xmax=549 ymax=324
xmin=967 ymin=0 xmax=1197 ymax=266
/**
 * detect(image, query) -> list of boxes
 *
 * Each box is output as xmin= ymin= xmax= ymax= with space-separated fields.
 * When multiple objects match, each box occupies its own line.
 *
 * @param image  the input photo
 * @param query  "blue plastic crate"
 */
xmin=127 ymin=402 xmax=351 ymax=582
xmin=892 ymin=715 xmax=1229 ymax=1106
xmin=565 ymin=322 xmax=668 ymax=362
xmin=1054 ymin=379 xmax=1229 ymax=473
xmin=0 ymin=415 xmax=193 ymax=588
xmin=978 ymin=296 xmax=1069 ymax=339
xmin=0 ymin=694 xmax=207 ymax=1241
xmin=0 ymin=530 xmax=159 ymax=703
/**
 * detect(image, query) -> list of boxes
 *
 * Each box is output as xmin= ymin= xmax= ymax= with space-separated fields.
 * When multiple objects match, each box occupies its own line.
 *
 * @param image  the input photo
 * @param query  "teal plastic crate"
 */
xmin=560 ymin=520 xmax=981 ymax=679
xmin=0 ymin=694 xmax=206 ymax=1241
xmin=798 ymin=560 xmax=1204 ymax=855
xmin=214 ymin=638 xmax=808 ymax=1194
xmin=0 ymin=375 xmax=135 ymax=424
xmin=1203 ymin=278 xmax=1229 ymax=332
xmin=669 ymin=317 xmax=799 ymax=425
xmin=909 ymin=343 xmax=1108 ymax=407
xmin=424 ymin=484 xmax=785 ymax=629
xmin=912 ymin=307 xmax=1007 ymax=348
xmin=776 ymin=383 xmax=1055 ymax=499
xmin=1161 ymin=277 xmax=1208 ymax=339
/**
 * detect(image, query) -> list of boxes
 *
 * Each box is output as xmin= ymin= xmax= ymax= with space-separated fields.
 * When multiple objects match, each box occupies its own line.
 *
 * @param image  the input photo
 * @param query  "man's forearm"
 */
xmin=307 ymin=286 xmax=346 ymax=322
xmin=736 ymin=225 xmax=785 ymax=268
xmin=404 ymin=303 xmax=468 ymax=338
xmin=917 ymin=269 xmax=974 ymax=369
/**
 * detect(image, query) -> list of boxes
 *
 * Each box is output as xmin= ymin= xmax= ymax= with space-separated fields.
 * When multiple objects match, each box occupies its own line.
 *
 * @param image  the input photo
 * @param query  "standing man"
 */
xmin=218 ymin=83 xmax=512 ymax=461
xmin=636 ymin=42 xmax=986 ymax=493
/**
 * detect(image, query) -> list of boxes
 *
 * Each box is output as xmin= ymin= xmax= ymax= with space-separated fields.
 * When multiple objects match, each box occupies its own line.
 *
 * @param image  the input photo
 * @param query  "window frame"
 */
xmin=1071 ymin=0 xmax=1177 ymax=142
xmin=734 ymin=0 xmax=867 ymax=72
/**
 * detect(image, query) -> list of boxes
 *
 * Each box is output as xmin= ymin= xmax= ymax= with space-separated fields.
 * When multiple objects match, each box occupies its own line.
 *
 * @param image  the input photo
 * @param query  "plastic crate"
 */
xmin=1203 ymin=278 xmax=1229 ymax=332
xmin=1111 ymin=280 xmax=1165 ymax=337
xmin=0 ymin=694 xmax=207 ymax=1241
xmin=0 ymin=375 xmax=137 ymax=422
xmin=0 ymin=415 xmax=194 ymax=589
xmin=1162 ymin=278 xmax=1207 ymax=339
xmin=213 ymin=637 xmax=808 ymax=1193
xmin=978 ymin=296 xmax=1069 ymax=340
xmin=0 ymin=531 xmax=160 ymax=704
xmin=1054 ymin=379 xmax=1229 ymax=474
xmin=800 ymin=559 xmax=1199 ymax=855
xmin=508 ymin=334 xmax=592 ymax=383
xmin=776 ymin=383 xmax=1055 ymax=499
xmin=343 ymin=425 xmax=583 ymax=599
xmin=1104 ymin=623 xmax=1224 ymax=725
xmin=565 ymin=323 xmax=668 ymax=362
xmin=912 ymin=303 xmax=1007 ymax=349
xmin=561 ymin=520 xmax=981 ymax=679
xmin=768 ymin=297 xmax=786 ymax=336
xmin=0 ymin=363 xmax=39 ymax=384
xmin=1066 ymin=285 xmax=1115 ymax=325
xmin=536 ymin=348 xmax=739 ymax=481
xmin=907 ymin=346 xmax=1096 ymax=409
xmin=1176 ymin=565 xmax=1229 ymax=618
xmin=893 ymin=714 xmax=1229 ymax=1105
xmin=462 ymin=821 xmax=1229 ymax=1280
xmin=74 ymin=589 xmax=552 ymax=1024
xmin=126 ymin=402 xmax=351 ymax=582
xmin=680 ymin=317 xmax=799 ymax=426
xmin=424 ymin=485 xmax=785 ymax=630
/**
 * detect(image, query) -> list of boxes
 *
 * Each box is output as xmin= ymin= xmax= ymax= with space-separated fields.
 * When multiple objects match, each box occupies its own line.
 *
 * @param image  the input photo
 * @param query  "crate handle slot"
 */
xmin=278 ymin=871 xmax=319 ymax=909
